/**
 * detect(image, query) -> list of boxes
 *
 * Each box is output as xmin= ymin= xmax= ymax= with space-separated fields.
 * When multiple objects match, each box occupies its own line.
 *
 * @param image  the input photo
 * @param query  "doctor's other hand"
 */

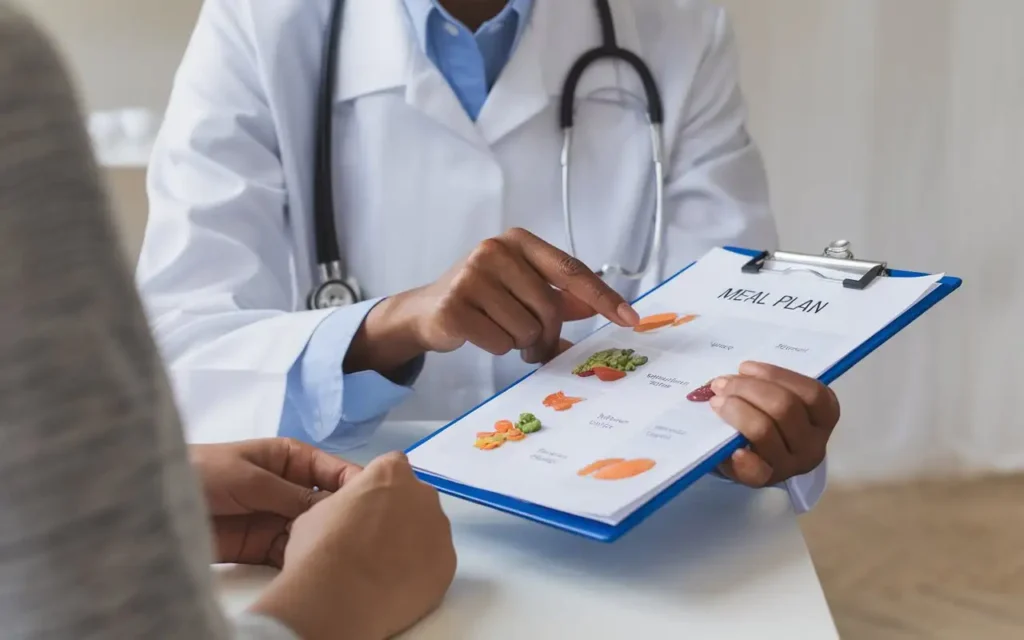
xmin=347 ymin=227 xmax=640 ymax=374
xmin=250 ymin=452 xmax=456 ymax=640
xmin=190 ymin=438 xmax=361 ymax=568
xmin=709 ymin=362 xmax=840 ymax=487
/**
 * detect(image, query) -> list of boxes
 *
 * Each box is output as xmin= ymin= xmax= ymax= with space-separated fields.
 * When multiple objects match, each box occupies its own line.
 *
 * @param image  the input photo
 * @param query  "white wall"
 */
xmin=15 ymin=0 xmax=202 ymax=111
xmin=12 ymin=0 xmax=203 ymax=258
xmin=16 ymin=0 xmax=1022 ymax=484
xmin=717 ymin=0 xmax=1023 ymax=483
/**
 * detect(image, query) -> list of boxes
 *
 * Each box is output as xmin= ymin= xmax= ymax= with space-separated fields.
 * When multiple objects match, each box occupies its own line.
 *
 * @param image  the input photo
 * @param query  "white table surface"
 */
xmin=213 ymin=421 xmax=838 ymax=639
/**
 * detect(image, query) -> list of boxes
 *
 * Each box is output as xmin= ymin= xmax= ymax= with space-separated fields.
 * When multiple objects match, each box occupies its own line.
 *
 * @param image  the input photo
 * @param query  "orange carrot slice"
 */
xmin=593 ymin=458 xmax=657 ymax=480
xmin=635 ymin=313 xmax=678 ymax=332
xmin=556 ymin=396 xmax=582 ymax=410
xmin=494 ymin=420 xmax=515 ymax=433
xmin=477 ymin=431 xmax=497 ymax=438
xmin=638 ymin=313 xmax=677 ymax=326
xmin=505 ymin=429 xmax=526 ymax=441
xmin=673 ymin=314 xmax=698 ymax=327
xmin=543 ymin=392 xmax=566 ymax=406
xmin=634 ymin=319 xmax=675 ymax=333
xmin=577 ymin=458 xmax=626 ymax=477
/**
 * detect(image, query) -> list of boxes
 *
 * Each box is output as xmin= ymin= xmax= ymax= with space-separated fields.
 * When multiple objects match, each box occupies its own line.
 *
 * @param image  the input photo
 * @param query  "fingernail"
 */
xmin=709 ymin=395 xmax=724 ymax=410
xmin=739 ymin=361 xmax=765 ymax=376
xmin=617 ymin=303 xmax=641 ymax=326
xmin=710 ymin=377 xmax=730 ymax=393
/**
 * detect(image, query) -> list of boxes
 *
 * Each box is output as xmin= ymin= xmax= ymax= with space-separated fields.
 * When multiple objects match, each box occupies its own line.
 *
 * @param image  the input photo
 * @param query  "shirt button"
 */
xmin=444 ymin=22 xmax=459 ymax=36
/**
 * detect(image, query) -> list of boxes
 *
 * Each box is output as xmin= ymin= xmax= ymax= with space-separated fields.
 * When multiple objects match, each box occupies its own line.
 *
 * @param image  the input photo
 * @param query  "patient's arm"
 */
xmin=0 ymin=5 xmax=293 ymax=638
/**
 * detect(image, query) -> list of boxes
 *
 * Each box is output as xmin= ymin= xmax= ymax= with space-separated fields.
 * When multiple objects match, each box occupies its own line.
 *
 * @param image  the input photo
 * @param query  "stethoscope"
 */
xmin=308 ymin=0 xmax=665 ymax=310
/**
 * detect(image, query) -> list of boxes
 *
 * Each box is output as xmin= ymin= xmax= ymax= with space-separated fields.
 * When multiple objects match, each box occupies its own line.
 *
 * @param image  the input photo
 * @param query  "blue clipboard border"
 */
xmin=405 ymin=246 xmax=962 ymax=543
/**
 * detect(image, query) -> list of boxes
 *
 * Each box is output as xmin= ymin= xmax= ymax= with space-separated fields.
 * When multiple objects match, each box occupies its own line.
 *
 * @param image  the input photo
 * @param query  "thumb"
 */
xmin=717 ymin=449 xmax=773 ymax=488
xmin=242 ymin=467 xmax=325 ymax=520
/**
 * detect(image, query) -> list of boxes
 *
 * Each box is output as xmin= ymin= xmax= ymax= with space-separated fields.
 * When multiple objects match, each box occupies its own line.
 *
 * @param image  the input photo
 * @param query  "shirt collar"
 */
xmin=404 ymin=0 xmax=534 ymax=50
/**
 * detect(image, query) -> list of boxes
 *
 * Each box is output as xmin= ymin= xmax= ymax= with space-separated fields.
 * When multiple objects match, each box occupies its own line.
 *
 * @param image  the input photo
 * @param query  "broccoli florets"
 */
xmin=516 ymin=412 xmax=542 ymax=434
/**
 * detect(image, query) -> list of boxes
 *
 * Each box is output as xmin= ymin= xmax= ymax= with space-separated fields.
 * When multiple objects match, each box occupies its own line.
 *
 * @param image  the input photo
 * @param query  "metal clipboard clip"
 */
xmin=740 ymin=240 xmax=888 ymax=290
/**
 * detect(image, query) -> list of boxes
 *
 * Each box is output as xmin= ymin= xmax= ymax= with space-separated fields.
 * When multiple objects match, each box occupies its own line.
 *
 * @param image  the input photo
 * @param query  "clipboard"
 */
xmin=406 ymin=242 xmax=962 ymax=542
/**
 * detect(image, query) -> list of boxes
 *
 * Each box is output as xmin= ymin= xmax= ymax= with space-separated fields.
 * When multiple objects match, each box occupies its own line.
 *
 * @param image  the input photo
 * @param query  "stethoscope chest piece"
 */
xmin=308 ymin=277 xmax=360 ymax=310
xmin=307 ymin=260 xmax=363 ymax=310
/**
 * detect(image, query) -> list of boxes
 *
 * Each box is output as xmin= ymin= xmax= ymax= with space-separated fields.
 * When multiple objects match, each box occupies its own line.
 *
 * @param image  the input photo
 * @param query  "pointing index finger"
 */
xmin=503 ymin=228 xmax=640 ymax=327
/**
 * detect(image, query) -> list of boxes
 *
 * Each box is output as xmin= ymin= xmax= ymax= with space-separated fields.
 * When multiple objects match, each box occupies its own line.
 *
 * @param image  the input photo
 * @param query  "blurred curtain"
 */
xmin=717 ymin=0 xmax=1024 ymax=482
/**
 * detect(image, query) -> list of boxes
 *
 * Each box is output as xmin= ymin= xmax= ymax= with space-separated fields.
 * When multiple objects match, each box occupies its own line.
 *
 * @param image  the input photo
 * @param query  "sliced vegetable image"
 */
xmin=474 ymin=415 xmax=543 ymax=450
xmin=543 ymin=391 xmax=585 ymax=412
xmin=576 ymin=458 xmax=626 ymax=477
xmin=633 ymin=313 xmax=678 ymax=333
xmin=572 ymin=348 xmax=648 ymax=378
xmin=577 ymin=458 xmax=657 ymax=480
xmin=516 ymin=412 xmax=542 ymax=434
xmin=591 ymin=366 xmax=626 ymax=382
xmin=673 ymin=314 xmax=699 ymax=326
xmin=631 ymin=312 xmax=700 ymax=333
xmin=687 ymin=381 xmax=716 ymax=402
xmin=593 ymin=458 xmax=656 ymax=480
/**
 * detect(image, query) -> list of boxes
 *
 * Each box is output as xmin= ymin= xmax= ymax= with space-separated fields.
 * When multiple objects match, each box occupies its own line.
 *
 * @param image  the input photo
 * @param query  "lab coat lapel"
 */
xmin=334 ymin=0 xmax=482 ymax=145
xmin=474 ymin=3 xmax=551 ymax=145
xmin=335 ymin=0 xmax=410 ymax=101
xmin=476 ymin=0 xmax=645 ymax=146
xmin=405 ymin=54 xmax=484 ymax=146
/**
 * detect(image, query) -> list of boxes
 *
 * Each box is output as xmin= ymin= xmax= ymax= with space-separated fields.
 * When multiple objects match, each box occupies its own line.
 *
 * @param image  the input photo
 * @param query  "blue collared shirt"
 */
xmin=279 ymin=1 xmax=531 ymax=451
xmin=405 ymin=0 xmax=533 ymax=120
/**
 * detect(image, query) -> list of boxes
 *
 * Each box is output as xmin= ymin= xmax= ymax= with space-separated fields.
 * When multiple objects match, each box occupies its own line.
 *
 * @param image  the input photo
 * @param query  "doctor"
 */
xmin=137 ymin=0 xmax=838 ymax=511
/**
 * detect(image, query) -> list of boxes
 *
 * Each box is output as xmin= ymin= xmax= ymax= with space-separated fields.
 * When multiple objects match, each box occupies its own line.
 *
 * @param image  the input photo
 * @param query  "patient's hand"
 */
xmin=189 ymin=438 xmax=361 ymax=568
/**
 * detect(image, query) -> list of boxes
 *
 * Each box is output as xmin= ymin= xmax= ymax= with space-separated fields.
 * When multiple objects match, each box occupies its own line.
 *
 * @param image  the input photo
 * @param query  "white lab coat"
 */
xmin=138 ymin=0 xmax=826 ymax=510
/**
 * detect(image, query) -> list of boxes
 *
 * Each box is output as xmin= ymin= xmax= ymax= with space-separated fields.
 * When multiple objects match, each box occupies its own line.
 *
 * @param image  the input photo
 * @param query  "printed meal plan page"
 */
xmin=408 ymin=248 xmax=942 ymax=524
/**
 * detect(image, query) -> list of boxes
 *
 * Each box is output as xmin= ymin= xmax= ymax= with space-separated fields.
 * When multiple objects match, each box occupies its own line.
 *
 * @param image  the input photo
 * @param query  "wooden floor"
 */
xmin=799 ymin=475 xmax=1024 ymax=639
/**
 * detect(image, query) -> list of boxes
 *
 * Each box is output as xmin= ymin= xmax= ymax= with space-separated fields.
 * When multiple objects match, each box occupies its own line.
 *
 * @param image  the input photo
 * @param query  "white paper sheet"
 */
xmin=408 ymin=248 xmax=943 ymax=524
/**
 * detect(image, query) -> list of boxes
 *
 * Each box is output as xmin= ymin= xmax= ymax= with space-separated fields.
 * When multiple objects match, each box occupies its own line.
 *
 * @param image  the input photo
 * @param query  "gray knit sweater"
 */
xmin=0 ymin=5 xmax=295 ymax=638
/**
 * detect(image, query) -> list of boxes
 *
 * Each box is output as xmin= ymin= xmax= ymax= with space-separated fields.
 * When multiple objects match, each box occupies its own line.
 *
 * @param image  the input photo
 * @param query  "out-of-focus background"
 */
xmin=14 ymin=1 xmax=1023 ymax=637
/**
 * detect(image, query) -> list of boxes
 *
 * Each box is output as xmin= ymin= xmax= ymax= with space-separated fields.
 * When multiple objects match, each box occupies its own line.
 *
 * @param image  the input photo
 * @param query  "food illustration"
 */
xmin=577 ymin=458 xmax=657 ymax=480
xmin=543 ymin=391 xmax=585 ymax=412
xmin=632 ymin=312 xmax=699 ymax=333
xmin=686 ymin=380 xmax=717 ymax=402
xmin=673 ymin=314 xmax=699 ymax=327
xmin=572 ymin=348 xmax=648 ymax=380
xmin=591 ymin=366 xmax=626 ymax=381
xmin=576 ymin=458 xmax=626 ymax=477
xmin=474 ymin=413 xmax=542 ymax=450
xmin=516 ymin=412 xmax=542 ymax=434
xmin=633 ymin=313 xmax=678 ymax=333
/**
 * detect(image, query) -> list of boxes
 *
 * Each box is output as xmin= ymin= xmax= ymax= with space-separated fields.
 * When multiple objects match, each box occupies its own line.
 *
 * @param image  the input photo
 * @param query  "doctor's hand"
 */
xmin=708 ymin=362 xmax=840 ymax=487
xmin=349 ymin=227 xmax=640 ymax=375
xmin=190 ymin=438 xmax=361 ymax=568
xmin=250 ymin=452 xmax=456 ymax=640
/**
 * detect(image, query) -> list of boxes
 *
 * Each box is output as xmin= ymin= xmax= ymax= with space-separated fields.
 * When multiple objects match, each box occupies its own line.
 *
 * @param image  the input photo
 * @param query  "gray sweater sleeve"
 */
xmin=0 ymin=6 xmax=295 ymax=639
